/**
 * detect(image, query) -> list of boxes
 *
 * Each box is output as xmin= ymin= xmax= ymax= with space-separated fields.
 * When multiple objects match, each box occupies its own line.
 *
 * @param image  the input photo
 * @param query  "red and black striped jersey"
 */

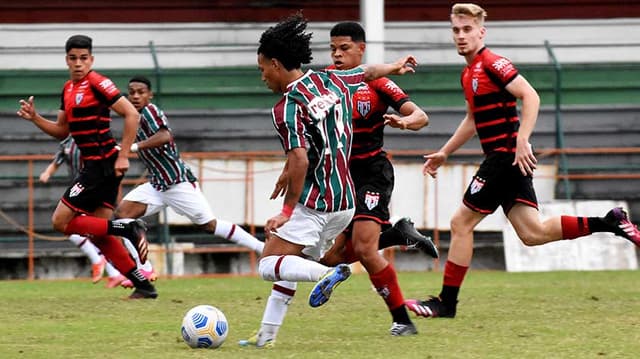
xmin=60 ymin=70 xmax=122 ymax=162
xmin=462 ymin=47 xmax=520 ymax=155
xmin=326 ymin=65 xmax=410 ymax=160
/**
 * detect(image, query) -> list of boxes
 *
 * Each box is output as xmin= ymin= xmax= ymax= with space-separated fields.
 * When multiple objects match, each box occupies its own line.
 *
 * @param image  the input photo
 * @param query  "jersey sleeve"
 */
xmin=368 ymin=77 xmax=410 ymax=111
xmin=87 ymin=72 xmax=122 ymax=106
xmin=272 ymin=97 xmax=307 ymax=152
xmin=141 ymin=104 xmax=170 ymax=134
xmin=327 ymin=67 xmax=366 ymax=92
xmin=483 ymin=53 xmax=519 ymax=87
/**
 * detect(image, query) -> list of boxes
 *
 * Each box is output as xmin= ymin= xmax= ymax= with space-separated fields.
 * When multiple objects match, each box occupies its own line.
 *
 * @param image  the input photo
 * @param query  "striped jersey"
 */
xmin=54 ymin=135 xmax=82 ymax=180
xmin=462 ymin=47 xmax=520 ymax=155
xmin=327 ymin=64 xmax=410 ymax=160
xmin=60 ymin=70 xmax=121 ymax=162
xmin=272 ymin=67 xmax=365 ymax=212
xmin=136 ymin=103 xmax=196 ymax=191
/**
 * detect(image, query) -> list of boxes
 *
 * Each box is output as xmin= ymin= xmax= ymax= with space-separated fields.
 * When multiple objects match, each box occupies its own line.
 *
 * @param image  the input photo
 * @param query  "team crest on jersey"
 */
xmin=364 ymin=190 xmax=380 ymax=210
xmin=472 ymin=77 xmax=479 ymax=93
xmin=75 ymin=93 xmax=83 ymax=105
xmin=357 ymin=100 xmax=371 ymax=117
xmin=69 ymin=182 xmax=85 ymax=197
xmin=469 ymin=176 xmax=486 ymax=195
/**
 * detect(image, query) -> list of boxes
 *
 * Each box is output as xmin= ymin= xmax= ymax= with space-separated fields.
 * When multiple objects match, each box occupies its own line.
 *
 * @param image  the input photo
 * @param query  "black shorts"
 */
xmin=463 ymin=152 xmax=538 ymax=215
xmin=350 ymin=153 xmax=394 ymax=226
xmin=61 ymin=155 xmax=123 ymax=214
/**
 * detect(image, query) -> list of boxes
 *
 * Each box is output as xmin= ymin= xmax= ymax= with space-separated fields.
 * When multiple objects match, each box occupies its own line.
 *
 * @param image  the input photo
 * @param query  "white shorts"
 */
xmin=122 ymin=181 xmax=214 ymax=225
xmin=272 ymin=204 xmax=354 ymax=261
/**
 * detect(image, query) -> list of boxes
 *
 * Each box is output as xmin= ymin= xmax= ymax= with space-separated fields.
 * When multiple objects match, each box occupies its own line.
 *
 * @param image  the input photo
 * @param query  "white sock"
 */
xmin=258 ymin=281 xmax=296 ymax=344
xmin=259 ymin=255 xmax=329 ymax=282
xmin=69 ymin=234 xmax=102 ymax=264
xmin=214 ymin=219 xmax=264 ymax=254
xmin=121 ymin=237 xmax=142 ymax=267
xmin=105 ymin=261 xmax=121 ymax=278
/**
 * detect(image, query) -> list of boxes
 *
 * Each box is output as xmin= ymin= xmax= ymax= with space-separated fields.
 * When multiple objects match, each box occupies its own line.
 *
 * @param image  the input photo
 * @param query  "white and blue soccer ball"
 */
xmin=181 ymin=305 xmax=229 ymax=349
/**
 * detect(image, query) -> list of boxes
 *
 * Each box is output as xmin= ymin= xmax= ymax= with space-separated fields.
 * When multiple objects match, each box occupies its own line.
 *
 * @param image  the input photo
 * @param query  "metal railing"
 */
xmin=1 ymin=147 xmax=639 ymax=279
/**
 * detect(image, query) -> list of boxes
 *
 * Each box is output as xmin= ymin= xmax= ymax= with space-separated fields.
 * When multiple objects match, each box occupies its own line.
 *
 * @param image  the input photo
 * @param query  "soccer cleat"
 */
xmin=128 ymin=286 xmax=158 ymax=299
xmin=389 ymin=322 xmax=418 ymax=336
xmin=127 ymin=219 xmax=149 ymax=263
xmin=308 ymin=263 xmax=351 ymax=308
xmin=394 ymin=217 xmax=439 ymax=258
xmin=121 ymin=268 xmax=157 ymax=288
xmin=238 ymin=331 xmax=275 ymax=349
xmin=105 ymin=275 xmax=126 ymax=289
xmin=91 ymin=256 xmax=106 ymax=283
xmin=604 ymin=207 xmax=640 ymax=246
xmin=405 ymin=296 xmax=457 ymax=318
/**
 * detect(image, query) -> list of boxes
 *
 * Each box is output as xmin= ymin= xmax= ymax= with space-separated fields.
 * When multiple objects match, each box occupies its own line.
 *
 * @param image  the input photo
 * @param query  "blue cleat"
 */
xmin=308 ymin=263 xmax=351 ymax=307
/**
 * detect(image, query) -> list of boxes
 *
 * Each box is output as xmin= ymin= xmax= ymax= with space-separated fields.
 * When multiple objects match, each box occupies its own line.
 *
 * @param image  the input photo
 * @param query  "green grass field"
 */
xmin=1 ymin=270 xmax=639 ymax=359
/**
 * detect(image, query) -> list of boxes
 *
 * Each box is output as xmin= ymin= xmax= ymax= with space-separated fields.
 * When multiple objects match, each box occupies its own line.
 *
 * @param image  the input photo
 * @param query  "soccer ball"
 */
xmin=181 ymin=305 xmax=229 ymax=349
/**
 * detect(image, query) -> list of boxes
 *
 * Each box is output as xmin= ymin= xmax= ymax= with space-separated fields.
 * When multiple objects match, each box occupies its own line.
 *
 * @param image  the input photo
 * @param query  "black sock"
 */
xmin=440 ymin=285 xmax=460 ymax=306
xmin=107 ymin=220 xmax=131 ymax=237
xmin=378 ymin=227 xmax=405 ymax=249
xmin=588 ymin=217 xmax=613 ymax=233
xmin=125 ymin=268 xmax=154 ymax=291
xmin=391 ymin=305 xmax=412 ymax=324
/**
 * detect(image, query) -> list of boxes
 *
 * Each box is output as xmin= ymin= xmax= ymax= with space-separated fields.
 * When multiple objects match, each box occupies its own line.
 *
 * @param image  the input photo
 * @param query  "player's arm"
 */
xmin=361 ymin=55 xmax=417 ymax=81
xmin=505 ymin=74 xmax=539 ymax=176
xmin=270 ymin=159 xmax=289 ymax=200
xmin=131 ymin=128 xmax=171 ymax=153
xmin=39 ymin=161 xmax=61 ymax=183
xmin=384 ymin=101 xmax=429 ymax=131
xmin=110 ymin=97 xmax=140 ymax=176
xmin=265 ymin=147 xmax=307 ymax=234
xmin=17 ymin=96 xmax=70 ymax=140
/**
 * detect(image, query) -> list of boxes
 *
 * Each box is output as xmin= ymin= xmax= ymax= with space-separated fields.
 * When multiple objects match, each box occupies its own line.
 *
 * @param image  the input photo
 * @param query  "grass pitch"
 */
xmin=0 ymin=270 xmax=639 ymax=359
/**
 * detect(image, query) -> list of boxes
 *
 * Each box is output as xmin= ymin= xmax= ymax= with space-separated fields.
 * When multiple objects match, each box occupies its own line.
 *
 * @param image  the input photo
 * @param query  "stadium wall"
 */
xmin=1 ymin=0 xmax=639 ymax=23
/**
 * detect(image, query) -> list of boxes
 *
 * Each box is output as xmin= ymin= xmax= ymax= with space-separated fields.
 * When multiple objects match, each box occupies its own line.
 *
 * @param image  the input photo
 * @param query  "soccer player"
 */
xmin=240 ymin=13 xmax=418 ymax=347
xmin=39 ymin=135 xmax=126 ymax=288
xmin=17 ymin=34 xmax=157 ymax=299
xmin=405 ymin=3 xmax=640 ymax=319
xmin=112 ymin=75 xmax=264 ymax=289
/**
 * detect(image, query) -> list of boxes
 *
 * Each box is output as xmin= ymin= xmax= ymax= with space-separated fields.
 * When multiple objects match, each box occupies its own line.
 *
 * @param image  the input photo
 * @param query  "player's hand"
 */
xmin=114 ymin=156 xmax=130 ymax=177
xmin=270 ymin=171 xmax=288 ymax=199
xmin=422 ymin=152 xmax=447 ymax=178
xmin=513 ymin=141 xmax=537 ymax=176
xmin=265 ymin=213 xmax=290 ymax=235
xmin=39 ymin=172 xmax=50 ymax=183
xmin=17 ymin=96 xmax=36 ymax=121
xmin=383 ymin=114 xmax=407 ymax=130
xmin=392 ymin=55 xmax=417 ymax=75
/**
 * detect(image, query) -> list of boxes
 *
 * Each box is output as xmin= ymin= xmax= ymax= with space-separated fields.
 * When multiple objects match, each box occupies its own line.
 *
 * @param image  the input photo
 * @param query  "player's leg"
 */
xmin=508 ymin=203 xmax=640 ymax=247
xmin=239 ymin=281 xmax=296 ymax=348
xmin=68 ymin=234 xmax=106 ymax=283
xmin=406 ymin=204 xmax=485 ymax=318
xmin=164 ymin=181 xmax=265 ymax=254
xmin=352 ymin=219 xmax=416 ymax=335
xmin=378 ymin=217 xmax=438 ymax=258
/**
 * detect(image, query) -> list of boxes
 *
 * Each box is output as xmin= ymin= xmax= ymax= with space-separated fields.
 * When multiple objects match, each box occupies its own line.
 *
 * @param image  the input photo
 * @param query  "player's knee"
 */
xmin=51 ymin=216 xmax=67 ymax=234
xmin=519 ymin=233 xmax=541 ymax=247
xmin=258 ymin=255 xmax=279 ymax=281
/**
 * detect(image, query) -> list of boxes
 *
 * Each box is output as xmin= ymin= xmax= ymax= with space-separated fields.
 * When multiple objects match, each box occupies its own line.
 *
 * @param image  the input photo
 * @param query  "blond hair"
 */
xmin=451 ymin=3 xmax=487 ymax=26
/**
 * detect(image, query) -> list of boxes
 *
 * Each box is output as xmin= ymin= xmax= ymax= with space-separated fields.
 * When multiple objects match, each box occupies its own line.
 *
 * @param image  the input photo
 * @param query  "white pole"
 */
xmin=360 ymin=0 xmax=385 ymax=64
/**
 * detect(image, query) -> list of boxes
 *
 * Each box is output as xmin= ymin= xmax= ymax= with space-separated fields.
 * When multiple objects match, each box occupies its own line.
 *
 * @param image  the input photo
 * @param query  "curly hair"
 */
xmin=258 ymin=12 xmax=313 ymax=71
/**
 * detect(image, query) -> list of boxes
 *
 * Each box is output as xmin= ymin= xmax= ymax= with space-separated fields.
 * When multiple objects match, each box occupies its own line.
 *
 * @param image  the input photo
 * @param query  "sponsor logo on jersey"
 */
xmin=364 ymin=190 xmax=380 ymax=210
xmin=307 ymin=92 xmax=340 ymax=120
xmin=99 ymin=79 xmax=117 ymax=94
xmin=469 ymin=176 xmax=486 ymax=195
xmin=69 ymin=182 xmax=85 ymax=197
